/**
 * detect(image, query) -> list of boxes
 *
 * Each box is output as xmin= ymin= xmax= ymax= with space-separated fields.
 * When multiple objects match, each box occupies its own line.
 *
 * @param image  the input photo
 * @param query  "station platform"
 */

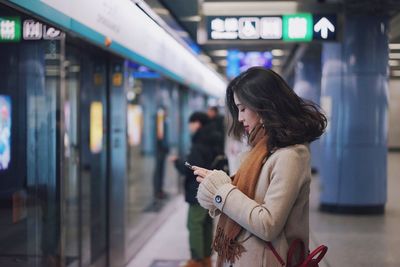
xmin=127 ymin=152 xmax=400 ymax=267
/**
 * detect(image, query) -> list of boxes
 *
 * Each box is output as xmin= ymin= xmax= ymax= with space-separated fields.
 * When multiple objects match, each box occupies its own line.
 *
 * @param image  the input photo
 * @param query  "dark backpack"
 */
xmin=210 ymin=154 xmax=230 ymax=175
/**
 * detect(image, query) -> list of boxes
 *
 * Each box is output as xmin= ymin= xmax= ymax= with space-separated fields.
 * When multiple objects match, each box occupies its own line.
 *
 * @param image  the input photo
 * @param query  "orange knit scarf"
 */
xmin=213 ymin=124 xmax=270 ymax=267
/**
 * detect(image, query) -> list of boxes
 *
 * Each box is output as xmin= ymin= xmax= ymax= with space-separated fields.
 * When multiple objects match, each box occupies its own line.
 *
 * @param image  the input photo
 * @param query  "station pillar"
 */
xmin=319 ymin=14 xmax=389 ymax=214
xmin=293 ymin=46 xmax=322 ymax=173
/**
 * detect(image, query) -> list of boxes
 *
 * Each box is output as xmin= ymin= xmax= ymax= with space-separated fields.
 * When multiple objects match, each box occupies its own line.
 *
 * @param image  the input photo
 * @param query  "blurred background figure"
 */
xmin=207 ymin=106 xmax=225 ymax=144
xmin=207 ymin=106 xmax=230 ymax=174
xmin=172 ymin=111 xmax=218 ymax=267
xmin=153 ymin=107 xmax=170 ymax=200
xmin=225 ymin=136 xmax=248 ymax=175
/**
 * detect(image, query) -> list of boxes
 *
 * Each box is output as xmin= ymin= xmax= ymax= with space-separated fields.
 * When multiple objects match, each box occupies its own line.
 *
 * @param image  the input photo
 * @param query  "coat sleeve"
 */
xmin=212 ymin=147 xmax=309 ymax=241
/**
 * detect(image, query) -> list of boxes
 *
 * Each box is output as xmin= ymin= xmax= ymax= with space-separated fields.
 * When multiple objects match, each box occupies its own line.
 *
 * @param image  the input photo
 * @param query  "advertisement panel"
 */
xmin=0 ymin=95 xmax=11 ymax=171
xmin=127 ymin=105 xmax=143 ymax=146
xmin=90 ymin=101 xmax=103 ymax=154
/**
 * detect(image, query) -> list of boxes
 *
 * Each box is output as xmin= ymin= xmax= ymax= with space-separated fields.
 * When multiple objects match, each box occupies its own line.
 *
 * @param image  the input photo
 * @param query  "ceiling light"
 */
xmin=272 ymin=59 xmax=281 ymax=66
xmin=176 ymin=30 xmax=189 ymax=38
xmin=392 ymin=70 xmax=400 ymax=76
xmin=210 ymin=50 xmax=228 ymax=57
xmin=208 ymin=63 xmax=218 ymax=70
xmin=272 ymin=49 xmax=285 ymax=57
xmin=389 ymin=43 xmax=400 ymax=50
xmin=180 ymin=16 xmax=201 ymax=22
xmin=152 ymin=7 xmax=169 ymax=15
xmin=272 ymin=66 xmax=281 ymax=73
xmin=199 ymin=54 xmax=212 ymax=63
xmin=389 ymin=60 xmax=399 ymax=66
xmin=217 ymin=60 xmax=228 ymax=66
xmin=389 ymin=53 xmax=400 ymax=59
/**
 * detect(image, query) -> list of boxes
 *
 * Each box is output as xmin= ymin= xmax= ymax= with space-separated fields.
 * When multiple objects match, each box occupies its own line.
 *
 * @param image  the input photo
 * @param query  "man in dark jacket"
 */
xmin=173 ymin=111 xmax=217 ymax=267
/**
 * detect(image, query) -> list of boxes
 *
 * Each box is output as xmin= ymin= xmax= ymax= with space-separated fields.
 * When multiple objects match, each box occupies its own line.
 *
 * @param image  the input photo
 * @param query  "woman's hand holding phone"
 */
xmin=185 ymin=161 xmax=211 ymax=183
xmin=193 ymin=166 xmax=211 ymax=183
xmin=184 ymin=161 xmax=194 ymax=170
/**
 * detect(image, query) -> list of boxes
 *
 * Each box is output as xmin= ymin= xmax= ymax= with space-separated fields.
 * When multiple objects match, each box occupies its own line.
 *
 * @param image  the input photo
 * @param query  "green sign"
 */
xmin=206 ymin=13 xmax=337 ymax=42
xmin=0 ymin=17 xmax=21 ymax=42
xmin=283 ymin=13 xmax=313 ymax=42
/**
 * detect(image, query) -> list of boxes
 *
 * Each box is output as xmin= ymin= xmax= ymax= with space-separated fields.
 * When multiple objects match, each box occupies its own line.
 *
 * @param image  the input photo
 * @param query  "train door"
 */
xmin=62 ymin=42 xmax=110 ymax=267
xmin=79 ymin=48 xmax=109 ymax=267
xmin=61 ymin=44 xmax=82 ymax=267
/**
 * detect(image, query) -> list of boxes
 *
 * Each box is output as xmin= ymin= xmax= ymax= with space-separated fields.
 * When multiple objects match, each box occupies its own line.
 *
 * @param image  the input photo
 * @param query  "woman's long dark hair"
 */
xmin=226 ymin=67 xmax=327 ymax=149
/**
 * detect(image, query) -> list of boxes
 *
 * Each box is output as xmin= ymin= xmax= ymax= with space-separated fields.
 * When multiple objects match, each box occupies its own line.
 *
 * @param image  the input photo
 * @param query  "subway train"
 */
xmin=0 ymin=1 xmax=225 ymax=266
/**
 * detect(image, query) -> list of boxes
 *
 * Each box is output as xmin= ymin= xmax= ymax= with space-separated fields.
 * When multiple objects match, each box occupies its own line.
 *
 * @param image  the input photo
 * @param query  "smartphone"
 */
xmin=184 ymin=161 xmax=194 ymax=170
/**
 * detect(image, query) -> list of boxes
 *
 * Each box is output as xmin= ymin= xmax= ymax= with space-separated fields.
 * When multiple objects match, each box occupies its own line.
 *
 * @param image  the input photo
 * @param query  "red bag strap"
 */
xmin=266 ymin=242 xmax=285 ymax=266
xmin=286 ymin=238 xmax=306 ymax=267
xmin=267 ymin=239 xmax=328 ymax=267
xmin=301 ymin=245 xmax=328 ymax=267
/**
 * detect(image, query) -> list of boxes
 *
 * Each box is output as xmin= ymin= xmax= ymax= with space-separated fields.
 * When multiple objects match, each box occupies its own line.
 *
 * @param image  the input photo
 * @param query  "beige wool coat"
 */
xmin=197 ymin=144 xmax=311 ymax=267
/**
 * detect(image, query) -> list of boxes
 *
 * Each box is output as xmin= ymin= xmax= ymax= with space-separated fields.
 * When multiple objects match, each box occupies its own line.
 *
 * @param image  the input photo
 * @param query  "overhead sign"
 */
xmin=260 ymin=17 xmax=282 ymax=39
xmin=209 ymin=16 xmax=282 ymax=40
xmin=206 ymin=13 xmax=337 ymax=42
xmin=0 ymin=17 xmax=21 ymax=42
xmin=0 ymin=17 xmax=63 ymax=42
xmin=313 ymin=15 xmax=336 ymax=40
xmin=23 ymin=19 xmax=63 ymax=40
xmin=283 ymin=13 xmax=313 ymax=41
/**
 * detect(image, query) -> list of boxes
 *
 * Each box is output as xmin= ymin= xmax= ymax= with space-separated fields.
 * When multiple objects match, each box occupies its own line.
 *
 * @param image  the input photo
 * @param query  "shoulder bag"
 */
xmin=266 ymin=239 xmax=328 ymax=267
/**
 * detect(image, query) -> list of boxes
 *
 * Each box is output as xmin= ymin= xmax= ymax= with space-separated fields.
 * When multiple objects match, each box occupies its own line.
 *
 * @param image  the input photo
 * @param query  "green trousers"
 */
xmin=187 ymin=203 xmax=213 ymax=260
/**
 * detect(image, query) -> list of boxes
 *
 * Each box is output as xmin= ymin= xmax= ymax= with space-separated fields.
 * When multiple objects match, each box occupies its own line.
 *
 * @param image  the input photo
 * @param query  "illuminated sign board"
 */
xmin=0 ymin=17 xmax=63 ymax=42
xmin=260 ymin=17 xmax=282 ymax=39
xmin=313 ymin=15 xmax=336 ymax=40
xmin=206 ymin=14 xmax=337 ymax=42
xmin=23 ymin=19 xmax=63 ymax=40
xmin=0 ymin=95 xmax=11 ymax=171
xmin=283 ymin=13 xmax=313 ymax=41
xmin=90 ymin=102 xmax=103 ymax=154
xmin=226 ymin=50 xmax=273 ymax=79
xmin=0 ymin=17 xmax=21 ymax=42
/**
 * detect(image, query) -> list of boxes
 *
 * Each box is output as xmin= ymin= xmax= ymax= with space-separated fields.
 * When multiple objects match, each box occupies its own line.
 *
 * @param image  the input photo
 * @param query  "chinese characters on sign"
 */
xmin=260 ymin=17 xmax=282 ymax=39
xmin=210 ymin=16 xmax=282 ymax=40
xmin=23 ymin=19 xmax=62 ymax=40
xmin=0 ymin=16 xmax=63 ymax=42
xmin=0 ymin=17 xmax=21 ymax=42
xmin=211 ymin=17 xmax=238 ymax=39
xmin=23 ymin=20 xmax=42 ymax=40
xmin=282 ymin=13 xmax=313 ymax=41
xmin=207 ymin=13 xmax=336 ymax=42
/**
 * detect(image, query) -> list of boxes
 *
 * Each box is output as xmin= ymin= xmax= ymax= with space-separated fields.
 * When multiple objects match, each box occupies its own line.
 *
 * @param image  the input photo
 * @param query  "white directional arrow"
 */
xmin=314 ymin=17 xmax=335 ymax=39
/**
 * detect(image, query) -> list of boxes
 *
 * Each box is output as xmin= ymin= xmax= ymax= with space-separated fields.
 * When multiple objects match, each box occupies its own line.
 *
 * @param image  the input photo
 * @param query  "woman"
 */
xmin=194 ymin=67 xmax=327 ymax=267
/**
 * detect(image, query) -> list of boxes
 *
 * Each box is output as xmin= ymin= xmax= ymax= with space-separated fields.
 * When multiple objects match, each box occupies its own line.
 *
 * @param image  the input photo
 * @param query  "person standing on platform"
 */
xmin=207 ymin=106 xmax=225 ymax=144
xmin=153 ymin=107 xmax=170 ymax=200
xmin=172 ymin=112 xmax=219 ymax=267
xmin=193 ymin=67 xmax=327 ymax=267
xmin=207 ymin=106 xmax=230 ymax=174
